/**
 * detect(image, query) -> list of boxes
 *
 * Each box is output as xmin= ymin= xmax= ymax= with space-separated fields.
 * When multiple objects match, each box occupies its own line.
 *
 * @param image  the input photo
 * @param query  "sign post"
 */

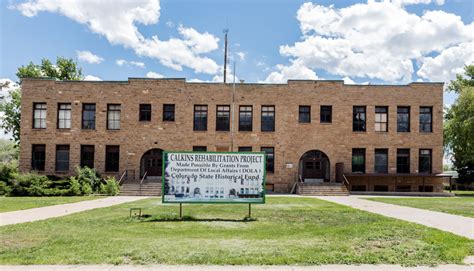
xmin=162 ymin=151 xmax=266 ymax=213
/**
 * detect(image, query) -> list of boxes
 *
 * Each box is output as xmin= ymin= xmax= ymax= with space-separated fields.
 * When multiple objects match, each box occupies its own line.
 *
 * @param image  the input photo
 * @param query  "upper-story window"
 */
xmin=31 ymin=144 xmax=46 ymax=171
xmin=375 ymin=106 xmax=388 ymax=132
xmin=352 ymin=148 xmax=366 ymax=173
xmin=396 ymin=148 xmax=410 ymax=173
xmin=353 ymin=106 xmax=366 ymax=132
xmin=419 ymin=107 xmax=432 ymax=133
xmin=261 ymin=105 xmax=275 ymax=132
xmin=397 ymin=106 xmax=410 ymax=132
xmin=216 ymin=105 xmax=230 ymax=131
xmin=239 ymin=105 xmax=252 ymax=131
xmin=139 ymin=104 xmax=151 ymax=121
xmin=107 ymin=104 xmax=121 ymax=130
xmin=57 ymin=103 xmax=71 ymax=129
xmin=299 ymin=106 xmax=310 ymax=123
xmin=163 ymin=104 xmax=175 ymax=122
xmin=193 ymin=105 xmax=207 ymax=131
xmin=82 ymin=103 xmax=96 ymax=130
xmin=419 ymin=149 xmax=432 ymax=174
xmin=320 ymin=105 xmax=332 ymax=123
xmin=33 ymin=103 xmax=47 ymax=129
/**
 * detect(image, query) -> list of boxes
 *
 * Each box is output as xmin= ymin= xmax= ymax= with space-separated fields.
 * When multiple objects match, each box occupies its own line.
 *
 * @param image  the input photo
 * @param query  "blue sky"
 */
xmin=0 ymin=0 xmax=473 ymax=107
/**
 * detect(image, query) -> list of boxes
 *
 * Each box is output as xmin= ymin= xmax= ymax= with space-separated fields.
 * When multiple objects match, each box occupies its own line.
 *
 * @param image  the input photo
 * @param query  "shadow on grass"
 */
xmin=130 ymin=214 xmax=257 ymax=223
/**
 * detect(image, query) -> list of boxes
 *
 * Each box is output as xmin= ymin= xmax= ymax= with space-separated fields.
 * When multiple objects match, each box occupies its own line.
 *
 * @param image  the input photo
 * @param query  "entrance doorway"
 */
xmin=140 ymin=148 xmax=163 ymax=178
xmin=299 ymin=150 xmax=330 ymax=182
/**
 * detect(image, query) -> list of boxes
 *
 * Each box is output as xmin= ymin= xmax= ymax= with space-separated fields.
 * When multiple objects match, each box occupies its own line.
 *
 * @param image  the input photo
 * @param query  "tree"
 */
xmin=0 ymin=57 xmax=83 ymax=147
xmin=444 ymin=65 xmax=474 ymax=182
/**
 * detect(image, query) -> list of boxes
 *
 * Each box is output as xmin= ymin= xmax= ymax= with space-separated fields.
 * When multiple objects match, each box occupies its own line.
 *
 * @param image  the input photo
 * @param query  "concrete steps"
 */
xmin=297 ymin=183 xmax=349 ymax=196
xmin=120 ymin=181 xmax=162 ymax=196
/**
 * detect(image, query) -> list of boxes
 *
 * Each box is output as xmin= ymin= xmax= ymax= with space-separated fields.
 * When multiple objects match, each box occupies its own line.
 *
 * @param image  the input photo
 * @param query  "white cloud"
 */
xmin=267 ymin=1 xmax=473 ymax=83
xmin=417 ymin=42 xmax=474 ymax=82
xmin=83 ymin=75 xmax=102 ymax=81
xmin=15 ymin=0 xmax=220 ymax=75
xmin=342 ymin=76 xmax=355 ymax=84
xmin=390 ymin=0 xmax=445 ymax=7
xmin=76 ymin=50 xmax=104 ymax=64
xmin=263 ymin=61 xmax=318 ymax=83
xmin=236 ymin=52 xmax=246 ymax=61
xmin=145 ymin=71 xmax=164 ymax=78
xmin=116 ymin=59 xmax=145 ymax=68
xmin=166 ymin=21 xmax=174 ymax=28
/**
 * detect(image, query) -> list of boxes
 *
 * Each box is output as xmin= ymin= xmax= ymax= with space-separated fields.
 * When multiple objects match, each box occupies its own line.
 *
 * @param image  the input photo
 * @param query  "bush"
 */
xmin=0 ymin=161 xmax=18 ymax=184
xmin=10 ymin=173 xmax=50 ymax=196
xmin=76 ymin=166 xmax=101 ymax=192
xmin=99 ymin=177 xmax=120 ymax=196
xmin=67 ymin=177 xmax=82 ymax=196
xmin=0 ymin=181 xmax=12 ymax=196
xmin=81 ymin=182 xmax=93 ymax=195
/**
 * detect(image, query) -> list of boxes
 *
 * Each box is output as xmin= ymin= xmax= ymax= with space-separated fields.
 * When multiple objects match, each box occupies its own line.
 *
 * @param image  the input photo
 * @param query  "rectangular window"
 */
xmin=163 ymin=104 xmax=175 ymax=122
xmin=397 ymin=106 xmax=410 ymax=132
xmin=299 ymin=106 xmax=311 ymax=123
xmin=55 ymin=145 xmax=70 ymax=172
xmin=375 ymin=106 xmax=388 ymax=132
xmin=80 ymin=145 xmax=95 ymax=169
xmin=261 ymin=147 xmax=274 ymax=173
xmin=320 ymin=105 xmax=332 ymax=123
xmin=419 ymin=107 xmax=432 ymax=132
xmin=57 ymin=103 xmax=71 ymax=129
xmin=107 ymin=104 xmax=121 ymax=130
xmin=33 ymin=103 xmax=47 ymax=129
xmin=105 ymin=145 xmax=120 ymax=172
xmin=216 ymin=105 xmax=230 ymax=131
xmin=238 ymin=146 xmax=252 ymax=152
xmin=353 ymin=106 xmax=366 ymax=132
xmin=397 ymin=148 xmax=410 ymax=173
xmin=261 ymin=105 xmax=275 ymax=132
xmin=374 ymin=149 xmax=388 ymax=173
xmin=193 ymin=105 xmax=207 ymax=131
xmin=31 ymin=144 xmax=46 ymax=171
xmin=139 ymin=104 xmax=151 ymax=121
xmin=82 ymin=103 xmax=96 ymax=130
xmin=239 ymin=105 xmax=253 ymax=131
xmin=193 ymin=146 xmax=207 ymax=152
xmin=352 ymin=148 xmax=366 ymax=173
xmin=419 ymin=149 xmax=432 ymax=174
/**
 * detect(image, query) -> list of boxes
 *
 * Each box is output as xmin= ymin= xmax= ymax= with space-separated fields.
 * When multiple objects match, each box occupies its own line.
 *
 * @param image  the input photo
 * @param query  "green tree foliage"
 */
xmin=444 ymin=65 xmax=474 ymax=182
xmin=0 ymin=57 xmax=83 ymax=146
xmin=0 ymin=138 xmax=19 ymax=163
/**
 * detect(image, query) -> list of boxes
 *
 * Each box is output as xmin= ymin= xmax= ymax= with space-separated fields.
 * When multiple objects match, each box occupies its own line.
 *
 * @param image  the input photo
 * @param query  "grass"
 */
xmin=445 ymin=190 xmax=474 ymax=196
xmin=0 ymin=196 xmax=472 ymax=266
xmin=0 ymin=196 xmax=105 ymax=213
xmin=366 ymin=197 xmax=474 ymax=218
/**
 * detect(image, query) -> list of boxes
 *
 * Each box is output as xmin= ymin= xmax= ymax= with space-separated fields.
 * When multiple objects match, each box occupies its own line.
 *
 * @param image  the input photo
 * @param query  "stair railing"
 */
xmin=139 ymin=171 xmax=147 ymax=196
xmin=117 ymin=171 xmax=127 ymax=185
xmin=342 ymin=174 xmax=350 ymax=188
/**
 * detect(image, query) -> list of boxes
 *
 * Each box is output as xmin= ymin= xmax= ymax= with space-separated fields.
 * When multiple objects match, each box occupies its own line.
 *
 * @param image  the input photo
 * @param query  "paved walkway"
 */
xmin=316 ymin=196 xmax=474 ymax=239
xmin=0 ymin=265 xmax=472 ymax=271
xmin=0 ymin=196 xmax=147 ymax=227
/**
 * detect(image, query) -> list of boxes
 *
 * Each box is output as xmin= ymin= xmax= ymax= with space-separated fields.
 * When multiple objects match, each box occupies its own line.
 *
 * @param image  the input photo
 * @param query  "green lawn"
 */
xmin=446 ymin=190 xmax=474 ymax=196
xmin=366 ymin=197 xmax=474 ymax=218
xmin=0 ymin=196 xmax=105 ymax=213
xmin=0 ymin=197 xmax=472 ymax=266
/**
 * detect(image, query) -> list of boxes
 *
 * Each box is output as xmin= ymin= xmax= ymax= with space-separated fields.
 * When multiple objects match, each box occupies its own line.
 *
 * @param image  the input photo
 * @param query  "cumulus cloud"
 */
xmin=342 ymin=76 xmax=355 ymax=84
xmin=15 ymin=0 xmax=220 ymax=74
xmin=265 ymin=1 xmax=473 ymax=83
xmin=83 ymin=75 xmax=102 ymax=81
xmin=236 ymin=52 xmax=246 ymax=61
xmin=145 ymin=71 xmax=164 ymax=78
xmin=116 ymin=59 xmax=145 ymax=68
xmin=76 ymin=50 xmax=104 ymax=64
xmin=263 ymin=61 xmax=318 ymax=83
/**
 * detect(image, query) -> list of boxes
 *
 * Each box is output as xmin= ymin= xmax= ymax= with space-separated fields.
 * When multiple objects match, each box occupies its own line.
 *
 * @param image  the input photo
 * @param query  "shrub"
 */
xmin=67 ymin=177 xmax=82 ymax=196
xmin=0 ymin=161 xmax=18 ymax=184
xmin=0 ymin=181 xmax=12 ymax=196
xmin=99 ymin=177 xmax=120 ymax=196
xmin=81 ymin=182 xmax=93 ymax=195
xmin=76 ymin=166 xmax=101 ymax=192
xmin=10 ymin=173 xmax=50 ymax=196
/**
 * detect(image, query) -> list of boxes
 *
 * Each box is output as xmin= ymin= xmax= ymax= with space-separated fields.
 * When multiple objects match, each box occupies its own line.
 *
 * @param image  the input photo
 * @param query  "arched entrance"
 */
xmin=299 ymin=150 xmax=330 ymax=182
xmin=140 ymin=148 xmax=163 ymax=178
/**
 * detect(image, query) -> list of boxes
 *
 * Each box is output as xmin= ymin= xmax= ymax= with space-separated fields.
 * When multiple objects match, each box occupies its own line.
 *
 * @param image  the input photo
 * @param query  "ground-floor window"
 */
xmin=55 ymin=145 xmax=70 ymax=172
xmin=80 ymin=145 xmax=95 ymax=169
xmin=351 ymin=185 xmax=366 ymax=191
xmin=396 ymin=185 xmax=411 ymax=192
xmin=419 ymin=185 xmax=433 ymax=192
xmin=419 ymin=149 xmax=432 ymax=174
xmin=374 ymin=185 xmax=388 ymax=192
xmin=105 ymin=145 xmax=120 ymax=172
xmin=397 ymin=149 xmax=410 ymax=173
xmin=193 ymin=146 xmax=207 ymax=151
xmin=352 ymin=148 xmax=366 ymax=173
xmin=261 ymin=147 xmax=274 ymax=173
xmin=31 ymin=144 xmax=46 ymax=171
xmin=238 ymin=146 xmax=252 ymax=152
xmin=374 ymin=149 xmax=388 ymax=173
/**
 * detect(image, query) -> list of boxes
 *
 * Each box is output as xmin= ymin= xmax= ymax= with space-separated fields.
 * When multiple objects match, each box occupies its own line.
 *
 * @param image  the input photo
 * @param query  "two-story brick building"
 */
xmin=19 ymin=78 xmax=445 ymax=193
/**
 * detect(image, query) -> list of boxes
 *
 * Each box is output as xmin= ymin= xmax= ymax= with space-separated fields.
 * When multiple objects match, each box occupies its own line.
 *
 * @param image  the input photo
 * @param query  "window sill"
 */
xmin=106 ymin=129 xmax=121 ymax=131
xmin=352 ymin=131 xmax=367 ymax=133
xmin=261 ymin=131 xmax=275 ymax=133
xmin=320 ymin=122 xmax=332 ymax=125
xmin=57 ymin=128 xmax=71 ymax=131
xmin=216 ymin=130 xmax=230 ymax=133
xmin=32 ymin=128 xmax=46 ymax=130
xmin=298 ymin=122 xmax=311 ymax=125
xmin=139 ymin=120 xmax=151 ymax=123
xmin=163 ymin=120 xmax=175 ymax=123
xmin=193 ymin=130 xmax=208 ymax=133
xmin=81 ymin=129 xmax=97 ymax=131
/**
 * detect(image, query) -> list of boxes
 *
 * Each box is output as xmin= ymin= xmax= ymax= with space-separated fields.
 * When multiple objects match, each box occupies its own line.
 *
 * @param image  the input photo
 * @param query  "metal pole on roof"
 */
xmin=230 ymin=61 xmax=236 ymax=151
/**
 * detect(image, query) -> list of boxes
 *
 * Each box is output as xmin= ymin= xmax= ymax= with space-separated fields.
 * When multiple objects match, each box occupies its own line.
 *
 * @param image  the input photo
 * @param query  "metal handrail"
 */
xmin=117 ymin=171 xmax=127 ymax=185
xmin=139 ymin=171 xmax=147 ymax=196
xmin=342 ymin=174 xmax=350 ymax=186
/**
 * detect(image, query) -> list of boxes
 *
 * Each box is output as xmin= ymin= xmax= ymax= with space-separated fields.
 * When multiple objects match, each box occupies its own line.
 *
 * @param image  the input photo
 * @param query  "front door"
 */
xmin=302 ymin=158 xmax=324 ymax=180
xmin=143 ymin=149 xmax=163 ymax=177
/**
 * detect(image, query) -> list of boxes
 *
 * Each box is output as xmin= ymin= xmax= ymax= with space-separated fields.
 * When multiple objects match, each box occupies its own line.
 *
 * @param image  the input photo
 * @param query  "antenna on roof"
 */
xmin=223 ymin=28 xmax=229 ymax=84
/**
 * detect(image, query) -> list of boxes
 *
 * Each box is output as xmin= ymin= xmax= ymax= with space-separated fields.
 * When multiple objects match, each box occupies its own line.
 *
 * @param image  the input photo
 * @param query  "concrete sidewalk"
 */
xmin=316 ymin=196 xmax=474 ymax=239
xmin=0 ymin=264 xmax=472 ymax=271
xmin=0 ymin=196 xmax=147 ymax=226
